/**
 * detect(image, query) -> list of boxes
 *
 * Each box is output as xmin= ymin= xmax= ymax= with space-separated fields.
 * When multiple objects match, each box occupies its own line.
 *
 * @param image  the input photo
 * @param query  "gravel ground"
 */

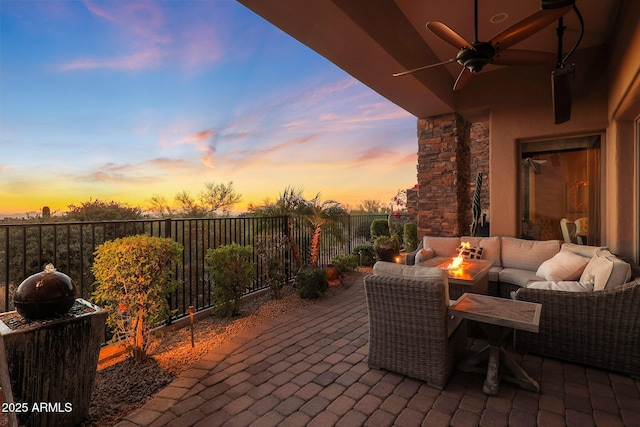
xmin=78 ymin=269 xmax=363 ymax=426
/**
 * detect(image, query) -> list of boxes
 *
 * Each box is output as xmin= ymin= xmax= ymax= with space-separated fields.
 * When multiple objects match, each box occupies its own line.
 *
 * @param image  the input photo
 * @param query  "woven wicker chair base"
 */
xmin=364 ymin=274 xmax=468 ymax=389
xmin=514 ymin=279 xmax=640 ymax=377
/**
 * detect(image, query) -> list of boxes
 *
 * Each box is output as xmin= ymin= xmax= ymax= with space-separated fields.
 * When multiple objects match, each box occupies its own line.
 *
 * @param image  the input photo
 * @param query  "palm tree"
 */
xmin=299 ymin=194 xmax=348 ymax=267
xmin=248 ymin=186 xmax=306 ymax=270
xmin=249 ymin=188 xmax=348 ymax=268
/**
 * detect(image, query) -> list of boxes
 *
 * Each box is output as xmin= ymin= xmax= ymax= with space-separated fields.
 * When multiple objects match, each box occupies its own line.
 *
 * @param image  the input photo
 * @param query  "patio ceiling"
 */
xmin=238 ymin=0 xmax=623 ymax=121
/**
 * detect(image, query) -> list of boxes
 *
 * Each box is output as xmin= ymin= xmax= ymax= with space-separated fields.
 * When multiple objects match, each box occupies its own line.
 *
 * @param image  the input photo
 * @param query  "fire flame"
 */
xmin=448 ymin=241 xmax=470 ymax=272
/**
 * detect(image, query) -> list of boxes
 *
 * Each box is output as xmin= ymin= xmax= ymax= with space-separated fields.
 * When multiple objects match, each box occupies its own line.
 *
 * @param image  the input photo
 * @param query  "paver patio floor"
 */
xmin=115 ymin=273 xmax=640 ymax=427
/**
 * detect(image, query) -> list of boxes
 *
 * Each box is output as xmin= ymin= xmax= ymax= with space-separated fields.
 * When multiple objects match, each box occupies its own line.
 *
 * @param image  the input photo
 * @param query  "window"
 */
xmin=520 ymin=135 xmax=601 ymax=245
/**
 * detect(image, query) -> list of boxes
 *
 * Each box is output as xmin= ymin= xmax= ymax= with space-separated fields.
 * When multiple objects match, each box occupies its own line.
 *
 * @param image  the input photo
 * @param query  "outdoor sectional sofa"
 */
xmin=514 ymin=277 xmax=640 ymax=376
xmin=406 ymin=236 xmax=631 ymax=298
xmin=404 ymin=235 xmax=640 ymax=376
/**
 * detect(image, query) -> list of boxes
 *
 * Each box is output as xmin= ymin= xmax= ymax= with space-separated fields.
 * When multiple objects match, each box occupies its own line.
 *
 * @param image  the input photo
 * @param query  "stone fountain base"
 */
xmin=0 ymin=299 xmax=107 ymax=427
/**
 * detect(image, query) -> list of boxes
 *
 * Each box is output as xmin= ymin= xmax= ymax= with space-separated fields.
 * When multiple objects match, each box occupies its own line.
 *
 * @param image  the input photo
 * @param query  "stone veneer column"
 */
xmin=470 ymin=122 xmax=490 ymax=223
xmin=416 ymin=113 xmax=473 ymax=237
xmin=405 ymin=186 xmax=418 ymax=223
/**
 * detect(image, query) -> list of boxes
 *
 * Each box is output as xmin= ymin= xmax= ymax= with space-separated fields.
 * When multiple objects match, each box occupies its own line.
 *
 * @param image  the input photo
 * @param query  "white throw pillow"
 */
xmin=416 ymin=247 xmax=435 ymax=263
xmin=536 ymin=251 xmax=590 ymax=281
xmin=579 ymin=250 xmax=631 ymax=291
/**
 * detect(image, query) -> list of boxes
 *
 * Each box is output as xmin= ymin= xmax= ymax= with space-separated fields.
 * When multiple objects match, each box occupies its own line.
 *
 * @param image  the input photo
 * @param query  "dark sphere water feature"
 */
xmin=13 ymin=263 xmax=76 ymax=319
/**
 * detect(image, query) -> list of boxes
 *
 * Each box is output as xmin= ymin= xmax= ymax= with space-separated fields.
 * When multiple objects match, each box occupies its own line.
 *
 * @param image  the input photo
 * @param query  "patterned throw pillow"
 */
xmin=457 ymin=245 xmax=484 ymax=260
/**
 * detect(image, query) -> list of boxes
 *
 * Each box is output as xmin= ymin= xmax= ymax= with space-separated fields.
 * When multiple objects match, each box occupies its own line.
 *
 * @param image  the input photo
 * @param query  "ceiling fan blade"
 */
xmin=393 ymin=58 xmax=457 ymax=77
xmin=427 ymin=22 xmax=474 ymax=50
xmin=492 ymin=49 xmax=557 ymax=66
xmin=489 ymin=5 xmax=572 ymax=51
xmin=453 ymin=67 xmax=473 ymax=90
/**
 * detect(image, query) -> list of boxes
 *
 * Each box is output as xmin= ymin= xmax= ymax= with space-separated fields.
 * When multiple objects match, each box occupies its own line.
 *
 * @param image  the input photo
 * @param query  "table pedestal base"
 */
xmin=458 ymin=324 xmax=539 ymax=396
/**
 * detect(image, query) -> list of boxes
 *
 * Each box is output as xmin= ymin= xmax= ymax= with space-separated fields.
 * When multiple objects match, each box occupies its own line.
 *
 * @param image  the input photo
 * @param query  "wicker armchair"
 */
xmin=514 ymin=278 xmax=640 ymax=376
xmin=363 ymin=274 xmax=467 ymax=389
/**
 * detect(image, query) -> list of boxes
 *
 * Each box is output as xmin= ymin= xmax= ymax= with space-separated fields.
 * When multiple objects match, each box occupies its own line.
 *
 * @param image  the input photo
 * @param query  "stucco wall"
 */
xmin=414 ymin=7 xmax=640 ymax=260
xmin=449 ymin=46 xmax=608 ymax=232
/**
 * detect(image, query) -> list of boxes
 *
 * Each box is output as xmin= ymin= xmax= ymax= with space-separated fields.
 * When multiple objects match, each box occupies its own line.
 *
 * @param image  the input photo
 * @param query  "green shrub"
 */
xmin=370 ymin=219 xmax=390 ymax=241
xmin=331 ymin=254 xmax=360 ymax=272
xmin=205 ymin=243 xmax=254 ymax=317
xmin=403 ymin=222 xmax=419 ymax=252
xmin=296 ymin=268 xmax=328 ymax=299
xmin=388 ymin=214 xmax=404 ymax=239
xmin=254 ymin=233 xmax=288 ymax=299
xmin=353 ymin=244 xmax=376 ymax=267
xmin=92 ymin=235 xmax=183 ymax=362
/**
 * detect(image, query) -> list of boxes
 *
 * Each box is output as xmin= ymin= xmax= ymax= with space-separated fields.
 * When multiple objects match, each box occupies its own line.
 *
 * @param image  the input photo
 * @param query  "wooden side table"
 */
xmin=449 ymin=293 xmax=542 ymax=395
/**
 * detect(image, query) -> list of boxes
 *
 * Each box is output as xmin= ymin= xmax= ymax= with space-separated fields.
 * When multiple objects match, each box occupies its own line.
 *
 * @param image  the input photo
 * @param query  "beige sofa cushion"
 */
xmin=370 ymin=262 xmax=462 ymax=339
xmin=536 ymin=251 xmax=590 ymax=281
xmin=527 ymin=280 xmax=594 ymax=292
xmin=461 ymin=236 xmax=502 ymax=267
xmin=488 ymin=266 xmax=501 ymax=282
xmin=561 ymin=242 xmax=609 ymax=258
xmin=501 ymin=237 xmax=561 ymax=271
xmin=422 ymin=236 xmax=461 ymax=257
xmin=373 ymin=261 xmax=451 ymax=302
xmin=499 ymin=268 xmax=543 ymax=287
xmin=579 ymin=250 xmax=631 ymax=291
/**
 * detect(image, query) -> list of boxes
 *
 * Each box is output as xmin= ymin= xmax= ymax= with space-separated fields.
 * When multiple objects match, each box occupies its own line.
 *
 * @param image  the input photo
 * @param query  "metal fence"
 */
xmin=0 ymin=214 xmax=386 ymax=321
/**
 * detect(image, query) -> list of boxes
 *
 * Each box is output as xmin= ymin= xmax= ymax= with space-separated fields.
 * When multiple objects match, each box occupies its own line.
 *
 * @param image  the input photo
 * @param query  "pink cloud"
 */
xmin=88 ymin=157 xmax=200 ymax=183
xmin=178 ymin=129 xmax=217 ymax=152
xmin=57 ymin=1 xmax=225 ymax=73
xmin=356 ymin=146 xmax=401 ymax=163
xmin=58 ymin=50 xmax=165 ymax=71
xmin=178 ymin=24 xmax=224 ymax=71
xmin=200 ymin=135 xmax=316 ymax=170
xmin=84 ymin=1 xmax=170 ymax=44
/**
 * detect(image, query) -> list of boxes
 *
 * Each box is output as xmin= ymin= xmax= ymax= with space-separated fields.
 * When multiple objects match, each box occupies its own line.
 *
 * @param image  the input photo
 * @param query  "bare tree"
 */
xmin=199 ymin=181 xmax=242 ymax=215
xmin=353 ymin=199 xmax=389 ymax=213
xmin=148 ymin=194 xmax=174 ymax=218
xmin=174 ymin=191 xmax=206 ymax=218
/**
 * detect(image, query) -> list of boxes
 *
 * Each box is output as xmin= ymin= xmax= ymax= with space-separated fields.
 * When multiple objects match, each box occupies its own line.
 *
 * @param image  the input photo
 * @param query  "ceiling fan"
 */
xmin=393 ymin=0 xmax=573 ymax=90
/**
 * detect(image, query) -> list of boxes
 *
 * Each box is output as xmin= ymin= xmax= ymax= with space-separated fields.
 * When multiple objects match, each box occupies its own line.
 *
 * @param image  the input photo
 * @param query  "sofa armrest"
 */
xmin=404 ymin=240 xmax=424 ymax=265
xmin=514 ymin=279 xmax=640 ymax=376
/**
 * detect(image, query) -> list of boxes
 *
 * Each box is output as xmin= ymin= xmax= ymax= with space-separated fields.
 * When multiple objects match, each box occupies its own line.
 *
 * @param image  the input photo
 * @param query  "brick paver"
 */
xmin=116 ymin=273 xmax=640 ymax=427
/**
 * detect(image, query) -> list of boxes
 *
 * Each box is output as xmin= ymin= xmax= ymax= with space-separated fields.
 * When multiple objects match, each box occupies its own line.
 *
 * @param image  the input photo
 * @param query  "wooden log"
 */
xmin=0 ymin=299 xmax=107 ymax=427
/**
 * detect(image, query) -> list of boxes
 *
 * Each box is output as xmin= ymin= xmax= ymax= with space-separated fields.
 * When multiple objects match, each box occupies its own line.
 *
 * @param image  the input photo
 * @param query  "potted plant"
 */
xmin=373 ymin=235 xmax=401 ymax=262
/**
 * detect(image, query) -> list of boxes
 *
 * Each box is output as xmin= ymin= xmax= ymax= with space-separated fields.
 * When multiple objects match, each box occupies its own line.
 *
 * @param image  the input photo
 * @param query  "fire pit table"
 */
xmin=420 ymin=256 xmax=494 ymax=299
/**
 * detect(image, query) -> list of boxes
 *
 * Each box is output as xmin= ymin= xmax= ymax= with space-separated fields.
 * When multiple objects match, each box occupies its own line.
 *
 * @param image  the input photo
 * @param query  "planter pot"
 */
xmin=376 ymin=246 xmax=399 ymax=263
xmin=0 ymin=299 xmax=107 ymax=427
xmin=324 ymin=264 xmax=342 ymax=286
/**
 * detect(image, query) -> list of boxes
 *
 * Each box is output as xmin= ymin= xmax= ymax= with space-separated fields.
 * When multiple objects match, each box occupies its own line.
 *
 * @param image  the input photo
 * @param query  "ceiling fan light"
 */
xmin=540 ymin=0 xmax=575 ymax=10
xmin=490 ymin=13 xmax=508 ymax=24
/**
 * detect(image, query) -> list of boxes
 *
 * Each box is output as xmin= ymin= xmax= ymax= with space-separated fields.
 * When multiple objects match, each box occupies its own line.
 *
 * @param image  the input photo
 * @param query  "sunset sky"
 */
xmin=0 ymin=0 xmax=418 ymax=216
